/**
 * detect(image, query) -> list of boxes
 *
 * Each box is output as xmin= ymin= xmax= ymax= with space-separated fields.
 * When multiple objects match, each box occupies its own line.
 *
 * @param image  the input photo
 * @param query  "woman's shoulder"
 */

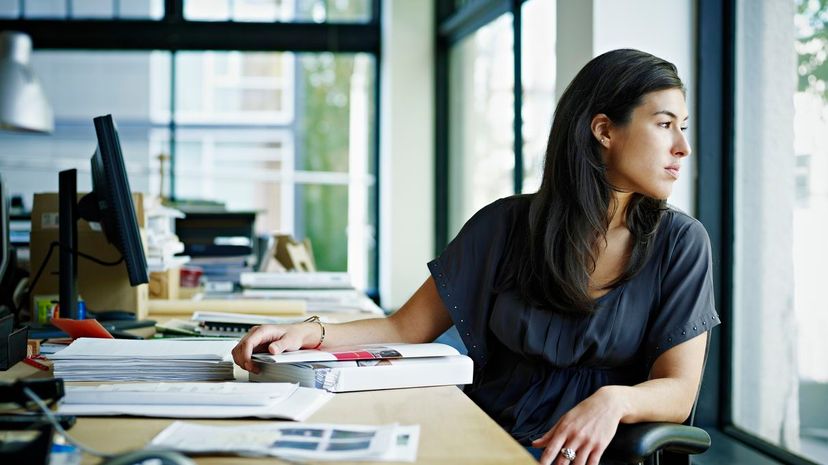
xmin=467 ymin=194 xmax=533 ymax=226
xmin=656 ymin=205 xmax=712 ymax=254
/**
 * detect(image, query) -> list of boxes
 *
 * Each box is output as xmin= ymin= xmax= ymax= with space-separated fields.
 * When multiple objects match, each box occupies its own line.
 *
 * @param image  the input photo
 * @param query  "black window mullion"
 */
xmin=0 ymin=20 xmax=380 ymax=53
xmin=512 ymin=0 xmax=522 ymax=195
xmin=165 ymin=0 xmax=183 ymax=22
xmin=168 ymin=50 xmax=177 ymax=201
xmin=696 ymin=0 xmax=734 ymax=429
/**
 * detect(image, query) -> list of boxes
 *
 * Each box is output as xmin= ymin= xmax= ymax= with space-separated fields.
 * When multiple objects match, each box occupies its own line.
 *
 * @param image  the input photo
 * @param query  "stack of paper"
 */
xmin=57 ymin=382 xmax=333 ymax=421
xmin=150 ymin=421 xmax=419 ymax=462
xmin=49 ymin=338 xmax=238 ymax=382
xmin=242 ymin=289 xmax=384 ymax=314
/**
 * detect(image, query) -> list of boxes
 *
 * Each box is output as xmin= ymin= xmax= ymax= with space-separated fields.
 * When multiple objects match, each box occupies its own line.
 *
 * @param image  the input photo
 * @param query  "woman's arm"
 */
xmin=533 ymin=332 xmax=708 ymax=465
xmin=231 ymin=276 xmax=453 ymax=372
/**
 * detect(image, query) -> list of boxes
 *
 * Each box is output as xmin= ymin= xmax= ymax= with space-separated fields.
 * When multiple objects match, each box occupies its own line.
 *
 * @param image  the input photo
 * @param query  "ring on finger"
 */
xmin=560 ymin=447 xmax=577 ymax=461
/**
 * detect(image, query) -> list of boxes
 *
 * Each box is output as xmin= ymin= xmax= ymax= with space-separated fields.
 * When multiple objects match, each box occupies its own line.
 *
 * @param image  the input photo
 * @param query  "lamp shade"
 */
xmin=0 ymin=31 xmax=53 ymax=133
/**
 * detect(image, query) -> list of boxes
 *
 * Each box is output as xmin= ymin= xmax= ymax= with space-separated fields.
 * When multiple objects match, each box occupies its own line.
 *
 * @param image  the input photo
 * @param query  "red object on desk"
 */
xmin=23 ymin=357 xmax=50 ymax=371
xmin=51 ymin=318 xmax=114 ymax=340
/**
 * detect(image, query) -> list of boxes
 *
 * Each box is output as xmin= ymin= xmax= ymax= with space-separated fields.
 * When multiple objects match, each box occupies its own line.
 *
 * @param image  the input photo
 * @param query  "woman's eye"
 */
xmin=659 ymin=122 xmax=671 ymax=128
xmin=680 ymin=126 xmax=689 ymax=132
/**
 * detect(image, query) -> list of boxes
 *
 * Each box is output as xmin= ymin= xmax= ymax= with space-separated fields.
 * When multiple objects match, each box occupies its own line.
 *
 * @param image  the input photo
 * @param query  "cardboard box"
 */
xmin=29 ymin=192 xmax=149 ymax=320
xmin=149 ymin=267 xmax=180 ymax=300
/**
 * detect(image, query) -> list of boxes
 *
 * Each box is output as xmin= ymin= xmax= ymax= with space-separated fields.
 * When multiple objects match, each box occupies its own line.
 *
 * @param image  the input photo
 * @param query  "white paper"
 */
xmin=49 ymin=339 xmax=239 ymax=382
xmin=57 ymin=386 xmax=332 ymax=421
xmin=62 ymin=382 xmax=298 ymax=406
xmin=50 ymin=338 xmax=238 ymax=360
xmin=149 ymin=421 xmax=418 ymax=462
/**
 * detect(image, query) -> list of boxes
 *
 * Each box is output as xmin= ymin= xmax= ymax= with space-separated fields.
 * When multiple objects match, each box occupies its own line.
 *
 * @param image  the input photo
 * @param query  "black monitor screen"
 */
xmin=83 ymin=115 xmax=148 ymax=286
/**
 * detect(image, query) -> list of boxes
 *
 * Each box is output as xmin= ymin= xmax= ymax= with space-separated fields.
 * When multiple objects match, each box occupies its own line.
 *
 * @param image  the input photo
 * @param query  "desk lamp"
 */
xmin=0 ymin=31 xmax=53 ymax=133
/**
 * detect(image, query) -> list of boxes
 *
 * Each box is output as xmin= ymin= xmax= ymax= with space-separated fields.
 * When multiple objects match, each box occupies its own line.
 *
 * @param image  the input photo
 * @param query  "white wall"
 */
xmin=379 ymin=0 xmax=435 ymax=310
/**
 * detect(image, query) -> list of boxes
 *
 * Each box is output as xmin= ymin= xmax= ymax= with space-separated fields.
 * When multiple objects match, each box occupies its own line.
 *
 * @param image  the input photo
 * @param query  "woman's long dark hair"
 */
xmin=502 ymin=49 xmax=683 ymax=316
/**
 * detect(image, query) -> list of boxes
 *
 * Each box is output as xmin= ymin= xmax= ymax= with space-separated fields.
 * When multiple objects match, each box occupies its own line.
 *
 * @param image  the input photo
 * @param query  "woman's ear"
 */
xmin=591 ymin=114 xmax=612 ymax=148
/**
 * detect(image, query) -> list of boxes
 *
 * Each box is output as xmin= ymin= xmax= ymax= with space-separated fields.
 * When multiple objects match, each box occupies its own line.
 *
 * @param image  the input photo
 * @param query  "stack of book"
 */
xmin=49 ymin=338 xmax=237 ymax=382
xmin=144 ymin=201 xmax=189 ymax=273
xmin=250 ymin=343 xmax=473 ymax=392
xmin=240 ymin=272 xmax=383 ymax=315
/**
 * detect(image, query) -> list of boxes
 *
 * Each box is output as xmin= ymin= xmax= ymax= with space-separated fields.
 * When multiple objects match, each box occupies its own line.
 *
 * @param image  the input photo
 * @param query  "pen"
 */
xmin=23 ymin=357 xmax=50 ymax=371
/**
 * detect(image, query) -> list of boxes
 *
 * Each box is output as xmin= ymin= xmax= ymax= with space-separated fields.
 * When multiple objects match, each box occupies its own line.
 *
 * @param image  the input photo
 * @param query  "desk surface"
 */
xmin=3 ymin=354 xmax=535 ymax=465
xmin=69 ymin=386 xmax=535 ymax=465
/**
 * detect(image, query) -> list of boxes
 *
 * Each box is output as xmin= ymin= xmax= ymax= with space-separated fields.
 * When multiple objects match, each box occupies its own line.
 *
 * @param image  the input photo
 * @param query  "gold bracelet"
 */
xmin=303 ymin=315 xmax=325 ymax=350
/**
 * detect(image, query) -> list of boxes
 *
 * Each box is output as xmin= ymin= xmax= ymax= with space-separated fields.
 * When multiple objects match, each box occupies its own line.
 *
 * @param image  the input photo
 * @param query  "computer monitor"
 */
xmin=58 ymin=114 xmax=148 ymax=319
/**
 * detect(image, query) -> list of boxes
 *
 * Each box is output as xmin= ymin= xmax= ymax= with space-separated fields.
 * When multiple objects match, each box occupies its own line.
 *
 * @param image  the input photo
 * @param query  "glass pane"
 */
xmin=794 ymin=0 xmax=828 ymax=461
xmin=172 ymin=128 xmax=288 ymax=233
xmin=520 ymin=0 xmax=556 ymax=194
xmin=732 ymin=0 xmax=828 ymax=462
xmin=175 ymin=51 xmax=293 ymax=124
xmin=296 ymin=53 xmax=374 ymax=173
xmin=173 ymin=51 xmax=377 ymax=288
xmin=24 ymin=0 xmax=66 ymax=18
xmin=447 ymin=13 xmax=514 ymax=237
xmin=0 ymin=51 xmax=170 ymax=209
xmin=184 ymin=0 xmax=372 ymax=22
xmin=294 ymin=183 xmax=348 ymax=272
xmin=0 ymin=0 xmax=20 ymax=17
xmin=119 ymin=0 xmax=164 ymax=19
xmin=294 ymin=0 xmax=372 ymax=23
xmin=72 ymin=0 xmax=114 ymax=18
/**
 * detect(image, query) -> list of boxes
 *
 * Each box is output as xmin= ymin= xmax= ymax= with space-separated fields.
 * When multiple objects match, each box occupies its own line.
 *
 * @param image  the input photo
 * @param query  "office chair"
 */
xmin=602 ymin=336 xmax=713 ymax=465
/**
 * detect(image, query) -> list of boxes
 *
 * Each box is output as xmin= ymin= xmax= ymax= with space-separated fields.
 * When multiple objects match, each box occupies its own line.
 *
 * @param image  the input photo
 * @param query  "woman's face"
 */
xmin=603 ymin=88 xmax=691 ymax=200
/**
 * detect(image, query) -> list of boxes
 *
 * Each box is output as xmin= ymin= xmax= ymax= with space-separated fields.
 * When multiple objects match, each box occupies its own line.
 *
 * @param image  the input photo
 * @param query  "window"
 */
xmin=447 ymin=13 xmax=514 ymax=237
xmin=0 ymin=2 xmax=380 ymax=291
xmin=519 ymin=0 xmax=555 ymax=194
xmin=731 ymin=0 xmax=828 ymax=462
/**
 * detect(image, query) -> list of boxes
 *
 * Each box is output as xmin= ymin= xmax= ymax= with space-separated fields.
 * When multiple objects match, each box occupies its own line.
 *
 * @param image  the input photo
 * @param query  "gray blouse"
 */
xmin=427 ymin=195 xmax=720 ymax=445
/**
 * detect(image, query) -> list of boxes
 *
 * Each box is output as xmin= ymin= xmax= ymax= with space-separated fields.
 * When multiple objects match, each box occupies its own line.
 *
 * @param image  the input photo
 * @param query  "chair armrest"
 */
xmin=603 ymin=422 xmax=711 ymax=463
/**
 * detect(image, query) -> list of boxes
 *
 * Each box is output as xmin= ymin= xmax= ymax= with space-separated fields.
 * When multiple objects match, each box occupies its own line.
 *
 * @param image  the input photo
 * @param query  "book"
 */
xmin=250 ymin=343 xmax=473 ymax=392
xmin=251 ymin=342 xmax=460 ymax=364
xmin=250 ymin=355 xmax=473 ymax=392
xmin=192 ymin=311 xmax=311 ymax=337
xmin=240 ymin=271 xmax=352 ymax=289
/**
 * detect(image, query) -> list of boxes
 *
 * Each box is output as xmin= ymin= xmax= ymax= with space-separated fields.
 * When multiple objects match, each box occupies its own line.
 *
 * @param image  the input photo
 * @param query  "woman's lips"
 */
xmin=665 ymin=166 xmax=680 ymax=179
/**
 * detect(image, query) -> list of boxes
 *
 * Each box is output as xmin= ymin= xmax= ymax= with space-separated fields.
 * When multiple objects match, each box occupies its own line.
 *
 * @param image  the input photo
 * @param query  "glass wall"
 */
xmin=732 ymin=0 xmax=828 ymax=462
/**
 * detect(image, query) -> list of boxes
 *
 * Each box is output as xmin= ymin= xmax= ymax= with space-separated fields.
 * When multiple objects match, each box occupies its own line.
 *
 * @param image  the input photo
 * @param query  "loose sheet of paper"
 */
xmin=149 ymin=421 xmax=419 ymax=462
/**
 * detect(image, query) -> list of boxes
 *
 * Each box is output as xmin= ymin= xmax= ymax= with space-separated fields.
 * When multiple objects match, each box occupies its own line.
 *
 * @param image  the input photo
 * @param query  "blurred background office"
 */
xmin=0 ymin=1 xmax=826 ymax=464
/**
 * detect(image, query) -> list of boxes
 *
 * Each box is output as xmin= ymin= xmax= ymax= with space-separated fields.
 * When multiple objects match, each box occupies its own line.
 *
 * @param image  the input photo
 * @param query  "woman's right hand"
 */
xmin=231 ymin=322 xmax=322 ymax=373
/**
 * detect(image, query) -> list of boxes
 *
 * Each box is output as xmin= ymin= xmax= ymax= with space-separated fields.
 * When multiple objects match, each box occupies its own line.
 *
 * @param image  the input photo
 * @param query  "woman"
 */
xmin=233 ymin=49 xmax=719 ymax=465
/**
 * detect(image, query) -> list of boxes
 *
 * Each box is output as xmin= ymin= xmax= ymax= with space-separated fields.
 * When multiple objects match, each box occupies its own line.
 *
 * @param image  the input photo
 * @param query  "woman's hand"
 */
xmin=531 ymin=386 xmax=628 ymax=465
xmin=231 ymin=323 xmax=322 ymax=373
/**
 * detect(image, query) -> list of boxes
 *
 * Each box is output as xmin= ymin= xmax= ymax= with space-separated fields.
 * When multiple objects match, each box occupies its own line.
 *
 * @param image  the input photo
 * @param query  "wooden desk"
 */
xmin=3 ymin=364 xmax=535 ymax=464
